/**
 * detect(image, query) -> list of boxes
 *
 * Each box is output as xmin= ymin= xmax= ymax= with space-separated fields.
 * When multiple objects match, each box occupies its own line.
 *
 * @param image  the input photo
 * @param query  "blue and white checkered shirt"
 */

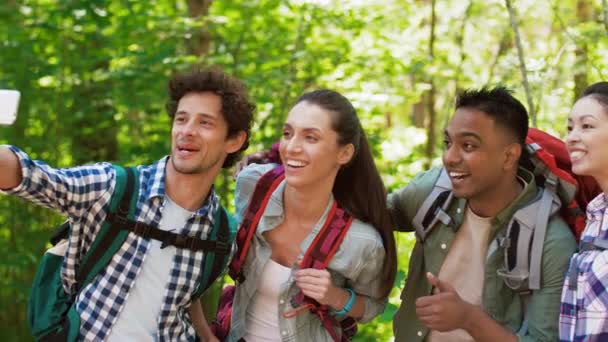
xmin=1 ymin=146 xmax=219 ymax=341
xmin=560 ymin=192 xmax=608 ymax=342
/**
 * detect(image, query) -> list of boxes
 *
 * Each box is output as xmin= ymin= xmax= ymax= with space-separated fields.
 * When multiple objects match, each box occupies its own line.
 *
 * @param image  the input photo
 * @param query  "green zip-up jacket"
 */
xmin=388 ymin=167 xmax=577 ymax=342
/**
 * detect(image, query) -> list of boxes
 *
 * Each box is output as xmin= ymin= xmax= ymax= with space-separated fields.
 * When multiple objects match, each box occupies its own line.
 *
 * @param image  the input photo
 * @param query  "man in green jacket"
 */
xmin=389 ymin=87 xmax=576 ymax=342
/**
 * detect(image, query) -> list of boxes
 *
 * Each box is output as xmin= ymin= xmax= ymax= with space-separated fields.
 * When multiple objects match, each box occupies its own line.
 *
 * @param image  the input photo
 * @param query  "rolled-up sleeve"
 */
xmin=0 ymin=145 xmax=115 ymax=219
xmin=234 ymin=163 xmax=278 ymax=222
xmin=348 ymin=234 xmax=387 ymax=322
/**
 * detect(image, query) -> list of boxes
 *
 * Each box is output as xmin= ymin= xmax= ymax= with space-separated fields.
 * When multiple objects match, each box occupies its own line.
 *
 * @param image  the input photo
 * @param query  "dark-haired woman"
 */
xmin=227 ymin=90 xmax=397 ymax=341
xmin=560 ymin=82 xmax=608 ymax=341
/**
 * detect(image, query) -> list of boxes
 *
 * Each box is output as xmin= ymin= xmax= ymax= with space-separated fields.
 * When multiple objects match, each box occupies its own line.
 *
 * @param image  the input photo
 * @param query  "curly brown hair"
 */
xmin=166 ymin=67 xmax=255 ymax=168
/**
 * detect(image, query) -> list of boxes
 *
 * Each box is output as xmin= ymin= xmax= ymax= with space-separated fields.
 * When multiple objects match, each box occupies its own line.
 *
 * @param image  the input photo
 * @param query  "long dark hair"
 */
xmin=294 ymin=89 xmax=397 ymax=298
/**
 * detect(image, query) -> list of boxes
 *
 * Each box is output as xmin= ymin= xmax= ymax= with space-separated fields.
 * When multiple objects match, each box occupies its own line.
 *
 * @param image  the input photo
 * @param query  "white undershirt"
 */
xmin=107 ymin=197 xmax=192 ymax=341
xmin=244 ymin=259 xmax=292 ymax=342
xmin=427 ymin=206 xmax=492 ymax=342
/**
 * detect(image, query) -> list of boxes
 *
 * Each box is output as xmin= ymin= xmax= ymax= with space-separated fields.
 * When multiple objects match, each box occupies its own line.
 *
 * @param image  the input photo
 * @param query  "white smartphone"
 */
xmin=0 ymin=90 xmax=20 ymax=125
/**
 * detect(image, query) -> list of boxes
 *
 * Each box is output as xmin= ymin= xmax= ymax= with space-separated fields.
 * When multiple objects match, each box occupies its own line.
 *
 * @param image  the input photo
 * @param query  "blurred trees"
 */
xmin=1 ymin=0 xmax=606 ymax=340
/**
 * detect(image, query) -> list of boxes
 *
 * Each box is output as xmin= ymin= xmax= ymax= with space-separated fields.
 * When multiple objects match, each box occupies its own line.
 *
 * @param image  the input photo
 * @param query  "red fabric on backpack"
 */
xmin=210 ymin=285 xmax=234 ymax=341
xmin=211 ymin=167 xmax=284 ymax=341
xmin=289 ymin=203 xmax=356 ymax=342
xmin=526 ymin=128 xmax=602 ymax=240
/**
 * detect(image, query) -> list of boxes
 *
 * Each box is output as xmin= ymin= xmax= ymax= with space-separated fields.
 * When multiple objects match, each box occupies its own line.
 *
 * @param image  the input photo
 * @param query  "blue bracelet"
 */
xmin=332 ymin=288 xmax=356 ymax=316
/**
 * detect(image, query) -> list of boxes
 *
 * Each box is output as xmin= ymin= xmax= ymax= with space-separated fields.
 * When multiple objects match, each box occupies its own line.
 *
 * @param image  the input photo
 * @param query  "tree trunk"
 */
xmin=505 ymin=0 xmax=536 ymax=126
xmin=443 ymin=0 xmax=473 ymax=129
xmin=187 ymin=0 xmax=213 ymax=57
xmin=573 ymin=0 xmax=591 ymax=101
xmin=454 ymin=0 xmax=473 ymax=86
xmin=424 ymin=0 xmax=437 ymax=169
xmin=603 ymin=0 xmax=608 ymax=36
xmin=411 ymin=74 xmax=425 ymax=128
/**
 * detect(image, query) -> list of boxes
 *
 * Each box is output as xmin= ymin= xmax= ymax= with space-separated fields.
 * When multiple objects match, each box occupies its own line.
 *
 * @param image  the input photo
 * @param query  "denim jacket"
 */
xmin=228 ymin=163 xmax=387 ymax=342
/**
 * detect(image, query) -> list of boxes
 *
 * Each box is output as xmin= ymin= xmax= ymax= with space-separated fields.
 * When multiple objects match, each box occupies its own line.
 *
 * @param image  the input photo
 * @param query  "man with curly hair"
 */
xmin=0 ymin=67 xmax=255 ymax=341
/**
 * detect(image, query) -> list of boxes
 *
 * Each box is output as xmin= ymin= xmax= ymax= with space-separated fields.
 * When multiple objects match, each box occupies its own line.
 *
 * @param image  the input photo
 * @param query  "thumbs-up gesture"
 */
xmin=415 ymin=272 xmax=473 ymax=332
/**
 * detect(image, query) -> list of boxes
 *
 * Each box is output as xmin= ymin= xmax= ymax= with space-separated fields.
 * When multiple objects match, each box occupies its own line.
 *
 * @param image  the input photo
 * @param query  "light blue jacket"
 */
xmin=228 ymin=163 xmax=387 ymax=342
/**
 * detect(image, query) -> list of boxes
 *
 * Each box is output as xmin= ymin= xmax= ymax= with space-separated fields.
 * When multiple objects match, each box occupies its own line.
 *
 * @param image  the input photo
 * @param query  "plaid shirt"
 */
xmin=560 ymin=193 xmax=608 ymax=342
xmin=1 ymin=146 xmax=219 ymax=341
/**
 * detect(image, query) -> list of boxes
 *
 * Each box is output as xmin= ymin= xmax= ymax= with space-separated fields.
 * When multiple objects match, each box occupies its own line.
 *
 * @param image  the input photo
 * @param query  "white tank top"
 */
xmin=244 ymin=259 xmax=292 ymax=342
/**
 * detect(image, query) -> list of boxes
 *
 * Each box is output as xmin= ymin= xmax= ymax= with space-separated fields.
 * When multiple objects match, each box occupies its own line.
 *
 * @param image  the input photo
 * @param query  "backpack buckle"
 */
xmin=235 ymin=272 xmax=246 ymax=284
xmin=109 ymin=213 xmax=129 ymax=227
xmin=545 ymin=175 xmax=558 ymax=188
xmin=173 ymin=235 xmax=194 ymax=249
xmin=498 ymin=236 xmax=510 ymax=248
xmin=133 ymin=221 xmax=151 ymax=238
xmin=215 ymin=240 xmax=229 ymax=255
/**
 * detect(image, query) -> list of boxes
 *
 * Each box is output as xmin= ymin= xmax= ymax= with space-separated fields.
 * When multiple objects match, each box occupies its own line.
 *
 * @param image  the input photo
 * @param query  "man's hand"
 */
xmin=233 ymin=142 xmax=282 ymax=178
xmin=415 ymin=272 xmax=474 ymax=332
xmin=232 ymin=150 xmax=271 ymax=178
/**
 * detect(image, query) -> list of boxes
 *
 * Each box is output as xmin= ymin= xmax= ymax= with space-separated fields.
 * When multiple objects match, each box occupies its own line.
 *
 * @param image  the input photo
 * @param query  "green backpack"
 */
xmin=27 ymin=165 xmax=236 ymax=341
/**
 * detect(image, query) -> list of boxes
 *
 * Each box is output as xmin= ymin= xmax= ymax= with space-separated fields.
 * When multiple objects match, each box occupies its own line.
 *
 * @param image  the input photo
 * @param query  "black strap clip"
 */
xmin=132 ymin=221 xmax=152 ymax=238
xmin=215 ymin=240 xmax=230 ymax=255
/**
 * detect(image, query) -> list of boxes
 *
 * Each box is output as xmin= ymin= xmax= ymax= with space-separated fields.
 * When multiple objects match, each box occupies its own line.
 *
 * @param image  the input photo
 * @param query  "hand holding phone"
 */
xmin=0 ymin=90 xmax=20 ymax=125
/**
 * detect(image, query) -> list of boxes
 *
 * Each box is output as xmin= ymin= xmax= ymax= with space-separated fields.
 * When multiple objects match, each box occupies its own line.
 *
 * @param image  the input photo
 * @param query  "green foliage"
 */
xmin=1 ymin=0 xmax=607 ymax=340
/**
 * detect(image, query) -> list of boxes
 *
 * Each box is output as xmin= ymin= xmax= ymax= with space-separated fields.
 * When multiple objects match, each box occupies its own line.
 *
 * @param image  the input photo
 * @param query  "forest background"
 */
xmin=1 ymin=0 xmax=607 ymax=340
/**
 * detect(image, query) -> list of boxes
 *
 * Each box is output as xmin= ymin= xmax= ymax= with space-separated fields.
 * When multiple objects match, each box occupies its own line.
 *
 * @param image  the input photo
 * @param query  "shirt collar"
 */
xmin=491 ymin=167 xmax=538 ymax=228
xmin=262 ymin=176 xmax=336 ymax=233
xmin=140 ymin=156 xmax=219 ymax=218
xmin=141 ymin=156 xmax=169 ymax=201
xmin=586 ymin=192 xmax=608 ymax=223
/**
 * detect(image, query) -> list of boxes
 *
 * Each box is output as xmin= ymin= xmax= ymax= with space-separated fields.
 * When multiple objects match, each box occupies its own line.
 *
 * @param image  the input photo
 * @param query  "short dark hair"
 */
xmin=455 ymin=86 xmax=529 ymax=146
xmin=582 ymin=81 xmax=608 ymax=113
xmin=166 ymin=67 xmax=255 ymax=168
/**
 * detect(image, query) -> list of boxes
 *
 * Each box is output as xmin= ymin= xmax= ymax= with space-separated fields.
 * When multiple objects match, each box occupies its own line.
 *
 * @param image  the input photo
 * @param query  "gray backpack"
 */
xmin=412 ymin=168 xmax=561 ymax=294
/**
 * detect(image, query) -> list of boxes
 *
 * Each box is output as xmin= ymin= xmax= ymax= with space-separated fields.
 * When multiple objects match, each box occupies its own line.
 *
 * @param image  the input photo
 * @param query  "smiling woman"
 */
xmin=560 ymin=81 xmax=608 ymax=341
xmin=225 ymin=89 xmax=397 ymax=342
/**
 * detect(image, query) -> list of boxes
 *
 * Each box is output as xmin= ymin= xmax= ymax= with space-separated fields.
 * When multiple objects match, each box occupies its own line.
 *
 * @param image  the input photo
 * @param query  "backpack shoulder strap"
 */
xmin=65 ymin=166 xmax=139 ymax=342
xmin=75 ymin=165 xmax=138 ymax=290
xmin=412 ymin=168 xmax=455 ymax=241
xmin=529 ymin=182 xmax=561 ymax=290
xmin=228 ymin=166 xmax=285 ymax=282
xmin=192 ymin=206 xmax=236 ymax=298
xmin=495 ymin=183 xmax=561 ymax=292
xmin=287 ymin=201 xmax=354 ymax=342
xmin=299 ymin=203 xmax=353 ymax=270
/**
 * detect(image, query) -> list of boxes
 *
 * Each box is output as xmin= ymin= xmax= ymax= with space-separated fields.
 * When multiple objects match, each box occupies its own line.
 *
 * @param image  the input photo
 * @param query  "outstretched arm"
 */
xmin=0 ymin=146 xmax=22 ymax=189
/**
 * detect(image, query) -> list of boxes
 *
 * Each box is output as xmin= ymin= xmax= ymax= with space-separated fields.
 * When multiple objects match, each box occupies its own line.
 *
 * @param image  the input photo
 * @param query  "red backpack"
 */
xmin=525 ymin=128 xmax=601 ymax=240
xmin=212 ymin=166 xmax=358 ymax=341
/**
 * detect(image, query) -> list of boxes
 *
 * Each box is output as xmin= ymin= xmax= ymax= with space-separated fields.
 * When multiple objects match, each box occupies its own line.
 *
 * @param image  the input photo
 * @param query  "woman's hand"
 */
xmin=294 ymin=268 xmax=348 ymax=309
